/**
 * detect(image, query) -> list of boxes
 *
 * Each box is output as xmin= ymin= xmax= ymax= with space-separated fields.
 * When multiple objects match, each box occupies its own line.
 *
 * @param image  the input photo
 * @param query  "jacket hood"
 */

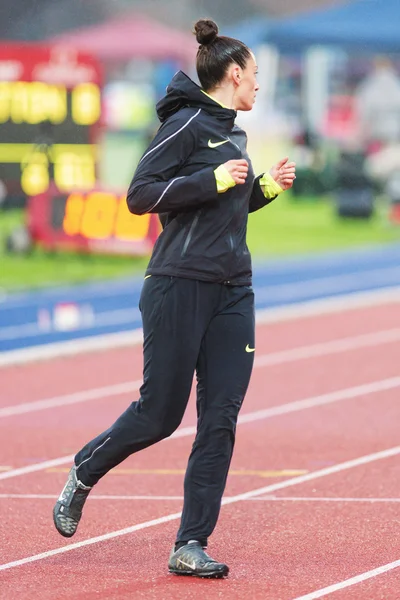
xmin=156 ymin=71 xmax=236 ymax=125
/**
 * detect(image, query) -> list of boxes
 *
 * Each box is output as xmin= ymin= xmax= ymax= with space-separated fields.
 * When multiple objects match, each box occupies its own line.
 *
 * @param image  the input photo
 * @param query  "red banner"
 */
xmin=0 ymin=43 xmax=102 ymax=86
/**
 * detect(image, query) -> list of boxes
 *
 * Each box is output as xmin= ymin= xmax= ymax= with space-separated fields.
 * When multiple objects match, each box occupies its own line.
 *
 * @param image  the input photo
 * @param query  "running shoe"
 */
xmin=53 ymin=466 xmax=92 ymax=537
xmin=168 ymin=541 xmax=229 ymax=578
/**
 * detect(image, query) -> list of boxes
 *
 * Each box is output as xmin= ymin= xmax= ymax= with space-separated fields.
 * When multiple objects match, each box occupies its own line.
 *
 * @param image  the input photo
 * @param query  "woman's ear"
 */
xmin=229 ymin=64 xmax=242 ymax=87
xmin=227 ymin=64 xmax=242 ymax=87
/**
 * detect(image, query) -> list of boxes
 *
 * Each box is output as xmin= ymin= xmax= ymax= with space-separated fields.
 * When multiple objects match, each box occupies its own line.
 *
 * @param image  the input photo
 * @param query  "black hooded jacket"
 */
xmin=127 ymin=71 xmax=274 ymax=285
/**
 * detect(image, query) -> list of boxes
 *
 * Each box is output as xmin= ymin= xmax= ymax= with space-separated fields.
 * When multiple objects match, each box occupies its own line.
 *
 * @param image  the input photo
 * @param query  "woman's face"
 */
xmin=234 ymin=53 xmax=259 ymax=111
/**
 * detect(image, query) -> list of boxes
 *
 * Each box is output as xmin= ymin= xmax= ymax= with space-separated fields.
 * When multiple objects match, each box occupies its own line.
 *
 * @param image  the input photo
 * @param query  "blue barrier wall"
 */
xmin=1 ymin=244 xmax=400 ymax=353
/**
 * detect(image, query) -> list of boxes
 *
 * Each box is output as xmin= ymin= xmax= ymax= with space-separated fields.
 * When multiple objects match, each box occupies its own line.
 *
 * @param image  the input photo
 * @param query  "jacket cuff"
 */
xmin=214 ymin=164 xmax=236 ymax=193
xmin=260 ymin=172 xmax=283 ymax=199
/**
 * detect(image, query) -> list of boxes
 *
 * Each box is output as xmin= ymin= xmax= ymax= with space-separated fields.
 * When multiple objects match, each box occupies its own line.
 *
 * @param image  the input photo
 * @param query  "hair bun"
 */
xmin=193 ymin=19 xmax=218 ymax=46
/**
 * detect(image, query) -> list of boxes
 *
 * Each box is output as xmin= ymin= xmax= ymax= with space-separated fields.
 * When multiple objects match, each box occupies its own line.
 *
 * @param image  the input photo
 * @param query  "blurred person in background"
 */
xmin=355 ymin=58 xmax=400 ymax=207
xmin=355 ymin=57 xmax=400 ymax=146
xmin=53 ymin=18 xmax=295 ymax=578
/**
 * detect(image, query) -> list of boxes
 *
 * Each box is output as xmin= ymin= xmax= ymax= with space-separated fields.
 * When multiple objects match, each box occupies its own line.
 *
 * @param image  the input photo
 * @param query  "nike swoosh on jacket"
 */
xmin=126 ymin=71 xmax=276 ymax=285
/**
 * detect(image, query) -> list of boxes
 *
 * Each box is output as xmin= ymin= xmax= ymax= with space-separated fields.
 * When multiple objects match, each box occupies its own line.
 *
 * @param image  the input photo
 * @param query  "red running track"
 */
xmin=0 ymin=300 xmax=400 ymax=599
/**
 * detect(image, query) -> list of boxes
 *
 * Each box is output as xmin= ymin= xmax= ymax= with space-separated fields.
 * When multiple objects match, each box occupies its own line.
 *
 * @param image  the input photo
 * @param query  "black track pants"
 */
xmin=75 ymin=275 xmax=255 ymax=543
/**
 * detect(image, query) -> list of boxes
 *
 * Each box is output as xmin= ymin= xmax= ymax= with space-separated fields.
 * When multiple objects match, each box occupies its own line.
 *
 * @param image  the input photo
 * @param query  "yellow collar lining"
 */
xmin=201 ymin=90 xmax=229 ymax=109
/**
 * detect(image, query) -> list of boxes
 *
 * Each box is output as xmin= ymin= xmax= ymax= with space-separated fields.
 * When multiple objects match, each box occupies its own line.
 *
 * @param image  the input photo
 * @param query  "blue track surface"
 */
xmin=1 ymin=243 xmax=400 ymax=353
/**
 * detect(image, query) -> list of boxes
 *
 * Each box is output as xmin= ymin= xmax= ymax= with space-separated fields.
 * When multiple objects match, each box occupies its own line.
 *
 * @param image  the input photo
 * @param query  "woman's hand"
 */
xmin=269 ymin=157 xmax=296 ymax=191
xmin=223 ymin=159 xmax=249 ymax=184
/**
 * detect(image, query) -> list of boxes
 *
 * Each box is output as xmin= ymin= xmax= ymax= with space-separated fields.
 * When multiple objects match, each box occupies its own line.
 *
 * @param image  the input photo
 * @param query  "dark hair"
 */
xmin=193 ymin=19 xmax=251 ymax=91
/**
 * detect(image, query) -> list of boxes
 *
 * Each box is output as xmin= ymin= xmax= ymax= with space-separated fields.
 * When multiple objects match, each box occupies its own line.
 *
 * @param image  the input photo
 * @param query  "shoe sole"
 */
xmin=169 ymin=567 xmax=229 ymax=579
xmin=53 ymin=503 xmax=77 ymax=538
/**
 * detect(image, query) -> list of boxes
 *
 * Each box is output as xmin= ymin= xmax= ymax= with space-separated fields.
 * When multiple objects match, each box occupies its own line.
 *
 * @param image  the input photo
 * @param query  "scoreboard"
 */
xmin=1 ymin=44 xmax=160 ymax=256
xmin=28 ymin=186 xmax=161 ymax=255
xmin=0 ymin=44 xmax=102 ymax=202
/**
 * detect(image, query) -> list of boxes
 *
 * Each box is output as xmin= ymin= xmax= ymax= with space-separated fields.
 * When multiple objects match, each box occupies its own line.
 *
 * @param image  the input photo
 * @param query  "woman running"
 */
xmin=53 ymin=18 xmax=296 ymax=579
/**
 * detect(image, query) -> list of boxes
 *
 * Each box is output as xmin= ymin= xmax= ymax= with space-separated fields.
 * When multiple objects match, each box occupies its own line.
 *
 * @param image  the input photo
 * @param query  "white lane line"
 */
xmin=1 ymin=375 xmax=400 ymax=482
xmin=221 ymin=446 xmax=400 ymax=504
xmin=254 ymin=327 xmax=400 ymax=368
xmin=0 ymin=329 xmax=143 ymax=368
xmin=0 ymin=380 xmax=143 ymax=418
xmin=1 ymin=286 xmax=399 ymax=368
xmin=291 ymin=559 xmax=400 ymax=600
xmin=1 ymin=445 xmax=399 ymax=572
xmin=0 ymin=455 xmax=76 ymax=481
xmin=250 ymin=497 xmax=400 ymax=503
xmin=2 ymin=494 xmax=400 ymax=503
xmin=236 ymin=376 xmax=400 ymax=424
xmin=0 ymin=511 xmax=184 ymax=572
xmin=2 ymin=326 xmax=400 ymax=419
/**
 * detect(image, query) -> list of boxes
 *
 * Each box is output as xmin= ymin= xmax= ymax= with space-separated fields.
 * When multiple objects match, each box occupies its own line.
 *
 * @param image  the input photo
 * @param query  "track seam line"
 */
xmin=1 ymin=375 xmax=400 ymax=481
xmin=0 ymin=494 xmax=185 ymax=500
xmin=1 ymin=445 xmax=399 ymax=572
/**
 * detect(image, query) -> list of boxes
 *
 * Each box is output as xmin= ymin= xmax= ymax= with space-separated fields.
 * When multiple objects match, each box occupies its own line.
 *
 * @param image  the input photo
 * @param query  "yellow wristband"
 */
xmin=214 ymin=164 xmax=236 ymax=193
xmin=259 ymin=172 xmax=283 ymax=199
